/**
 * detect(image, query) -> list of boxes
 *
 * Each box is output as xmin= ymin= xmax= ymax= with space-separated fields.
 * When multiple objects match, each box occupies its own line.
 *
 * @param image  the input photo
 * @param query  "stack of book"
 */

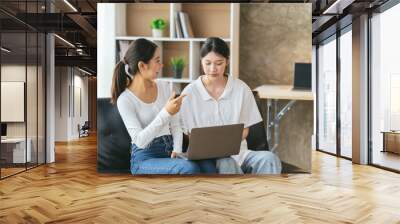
xmin=174 ymin=11 xmax=194 ymax=38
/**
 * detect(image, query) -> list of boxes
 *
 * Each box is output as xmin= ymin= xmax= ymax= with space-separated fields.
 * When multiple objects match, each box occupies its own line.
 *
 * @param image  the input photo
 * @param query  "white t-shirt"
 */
xmin=117 ymin=80 xmax=182 ymax=152
xmin=180 ymin=75 xmax=262 ymax=165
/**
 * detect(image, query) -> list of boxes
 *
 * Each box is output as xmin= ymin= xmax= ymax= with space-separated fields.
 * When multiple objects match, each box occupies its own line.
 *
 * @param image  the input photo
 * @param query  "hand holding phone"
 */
xmin=165 ymin=91 xmax=187 ymax=115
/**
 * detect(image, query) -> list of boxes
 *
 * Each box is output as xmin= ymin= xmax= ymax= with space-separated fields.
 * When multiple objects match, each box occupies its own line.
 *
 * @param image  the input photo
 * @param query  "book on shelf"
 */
xmin=175 ymin=12 xmax=184 ymax=38
xmin=178 ymin=12 xmax=194 ymax=38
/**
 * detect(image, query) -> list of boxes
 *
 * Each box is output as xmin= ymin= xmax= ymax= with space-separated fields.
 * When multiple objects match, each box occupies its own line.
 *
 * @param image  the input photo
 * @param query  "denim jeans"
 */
xmin=216 ymin=151 xmax=282 ymax=174
xmin=131 ymin=135 xmax=216 ymax=174
xmin=241 ymin=151 xmax=282 ymax=174
xmin=216 ymin=157 xmax=243 ymax=174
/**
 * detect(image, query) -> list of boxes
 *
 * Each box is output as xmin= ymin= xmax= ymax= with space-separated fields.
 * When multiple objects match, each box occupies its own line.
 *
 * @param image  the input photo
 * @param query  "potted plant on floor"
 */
xmin=170 ymin=57 xmax=185 ymax=79
xmin=150 ymin=18 xmax=166 ymax=37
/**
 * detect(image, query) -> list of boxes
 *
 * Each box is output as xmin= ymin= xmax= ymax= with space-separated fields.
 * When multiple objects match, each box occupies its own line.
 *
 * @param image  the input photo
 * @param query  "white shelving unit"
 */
xmin=98 ymin=3 xmax=239 ymax=96
xmin=115 ymin=36 xmax=232 ymax=42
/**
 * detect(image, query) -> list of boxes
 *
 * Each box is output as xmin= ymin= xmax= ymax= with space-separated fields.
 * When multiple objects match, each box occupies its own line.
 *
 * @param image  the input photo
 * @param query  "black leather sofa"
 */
xmin=97 ymin=98 xmax=131 ymax=173
xmin=97 ymin=98 xmax=299 ymax=173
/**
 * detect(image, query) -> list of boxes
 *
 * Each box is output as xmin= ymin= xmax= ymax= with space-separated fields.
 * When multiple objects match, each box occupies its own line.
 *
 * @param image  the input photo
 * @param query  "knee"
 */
xmin=217 ymin=157 xmax=242 ymax=174
xmin=254 ymin=151 xmax=282 ymax=173
xmin=217 ymin=157 xmax=237 ymax=169
xmin=179 ymin=161 xmax=200 ymax=174
xmin=218 ymin=157 xmax=236 ymax=165
xmin=259 ymin=151 xmax=280 ymax=163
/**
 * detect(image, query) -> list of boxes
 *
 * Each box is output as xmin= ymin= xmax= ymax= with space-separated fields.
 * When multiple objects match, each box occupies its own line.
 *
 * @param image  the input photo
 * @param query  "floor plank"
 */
xmin=372 ymin=150 xmax=400 ymax=171
xmin=0 ymin=134 xmax=400 ymax=223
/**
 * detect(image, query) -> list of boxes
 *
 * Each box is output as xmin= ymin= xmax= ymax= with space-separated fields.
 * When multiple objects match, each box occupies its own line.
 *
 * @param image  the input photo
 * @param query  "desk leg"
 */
xmin=266 ymin=99 xmax=272 ymax=144
xmin=272 ymin=100 xmax=278 ymax=152
xmin=270 ymin=100 xmax=297 ymax=153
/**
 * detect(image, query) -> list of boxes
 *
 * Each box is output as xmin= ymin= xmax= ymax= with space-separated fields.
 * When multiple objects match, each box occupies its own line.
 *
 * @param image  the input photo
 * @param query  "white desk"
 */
xmin=1 ymin=138 xmax=31 ymax=163
xmin=254 ymin=85 xmax=314 ymax=152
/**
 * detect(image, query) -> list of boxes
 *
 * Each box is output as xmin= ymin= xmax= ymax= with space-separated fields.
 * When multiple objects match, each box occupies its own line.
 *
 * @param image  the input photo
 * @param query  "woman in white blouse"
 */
xmin=111 ymin=38 xmax=216 ymax=174
xmin=180 ymin=37 xmax=282 ymax=174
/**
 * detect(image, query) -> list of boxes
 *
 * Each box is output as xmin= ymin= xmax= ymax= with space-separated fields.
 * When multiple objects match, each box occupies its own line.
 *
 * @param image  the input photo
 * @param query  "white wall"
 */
xmin=55 ymin=67 xmax=89 ymax=141
xmin=72 ymin=72 xmax=89 ymax=138
xmin=97 ymin=3 xmax=118 ymax=98
xmin=1 ymin=82 xmax=25 ymax=122
xmin=1 ymin=66 xmax=27 ymax=134
xmin=1 ymin=65 xmax=39 ymax=137
xmin=55 ymin=67 xmax=68 ymax=141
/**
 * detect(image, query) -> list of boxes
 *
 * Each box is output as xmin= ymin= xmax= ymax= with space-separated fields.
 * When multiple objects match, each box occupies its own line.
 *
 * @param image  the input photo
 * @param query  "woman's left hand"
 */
xmin=171 ymin=152 xmax=177 ymax=158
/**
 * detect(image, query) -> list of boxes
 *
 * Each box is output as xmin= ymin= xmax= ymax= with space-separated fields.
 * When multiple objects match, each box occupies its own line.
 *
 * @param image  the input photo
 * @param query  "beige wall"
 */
xmin=54 ymin=67 xmax=89 ymax=141
xmin=240 ymin=3 xmax=313 ymax=171
xmin=1 ymin=65 xmax=42 ymax=138
xmin=1 ymin=64 xmax=46 ymax=164
xmin=240 ymin=3 xmax=311 ymax=87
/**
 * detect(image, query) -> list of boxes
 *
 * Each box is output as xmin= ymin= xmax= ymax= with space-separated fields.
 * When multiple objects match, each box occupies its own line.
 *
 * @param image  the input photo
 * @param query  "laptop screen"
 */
xmin=293 ymin=63 xmax=311 ymax=90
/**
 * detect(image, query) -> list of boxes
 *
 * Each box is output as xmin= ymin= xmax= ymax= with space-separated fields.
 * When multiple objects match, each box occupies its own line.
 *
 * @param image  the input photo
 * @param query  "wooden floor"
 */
xmin=1 ymin=163 xmax=45 ymax=178
xmin=372 ymin=150 xmax=400 ymax=171
xmin=1 ymin=167 xmax=26 ymax=178
xmin=1 ymin=135 xmax=400 ymax=223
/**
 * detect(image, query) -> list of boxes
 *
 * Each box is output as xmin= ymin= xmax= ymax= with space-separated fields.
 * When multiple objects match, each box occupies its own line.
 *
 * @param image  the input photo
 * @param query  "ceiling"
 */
xmin=0 ymin=0 xmax=393 ymax=75
xmin=1 ymin=0 xmax=98 ymax=74
xmin=311 ymin=0 xmax=390 ymax=43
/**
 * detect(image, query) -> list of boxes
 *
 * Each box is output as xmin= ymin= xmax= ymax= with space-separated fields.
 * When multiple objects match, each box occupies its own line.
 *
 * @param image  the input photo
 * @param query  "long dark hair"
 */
xmin=200 ymin=37 xmax=230 ymax=75
xmin=111 ymin=38 xmax=158 ymax=104
xmin=200 ymin=37 xmax=230 ymax=59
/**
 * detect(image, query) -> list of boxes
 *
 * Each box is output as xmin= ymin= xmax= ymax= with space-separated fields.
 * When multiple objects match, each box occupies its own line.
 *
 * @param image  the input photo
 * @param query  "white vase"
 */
xmin=152 ymin=29 xmax=163 ymax=38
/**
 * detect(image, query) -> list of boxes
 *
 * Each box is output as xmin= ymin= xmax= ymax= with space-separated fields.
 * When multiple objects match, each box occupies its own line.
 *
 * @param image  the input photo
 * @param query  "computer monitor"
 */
xmin=1 ymin=123 xmax=7 ymax=137
xmin=293 ymin=63 xmax=311 ymax=90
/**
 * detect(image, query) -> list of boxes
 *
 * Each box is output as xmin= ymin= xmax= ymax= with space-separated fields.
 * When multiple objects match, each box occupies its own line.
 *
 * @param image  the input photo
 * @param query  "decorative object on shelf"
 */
xmin=174 ymin=11 xmax=194 ymax=38
xmin=107 ymin=3 xmax=239 ymax=87
xmin=174 ymin=12 xmax=183 ymax=38
xmin=179 ymin=12 xmax=194 ymax=38
xmin=170 ymin=57 xmax=185 ymax=79
xmin=150 ymin=18 xmax=166 ymax=37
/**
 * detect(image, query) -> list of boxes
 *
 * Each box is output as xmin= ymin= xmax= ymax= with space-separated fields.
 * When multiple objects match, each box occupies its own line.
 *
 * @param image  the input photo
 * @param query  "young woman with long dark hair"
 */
xmin=180 ymin=37 xmax=282 ymax=174
xmin=112 ymin=38 xmax=216 ymax=174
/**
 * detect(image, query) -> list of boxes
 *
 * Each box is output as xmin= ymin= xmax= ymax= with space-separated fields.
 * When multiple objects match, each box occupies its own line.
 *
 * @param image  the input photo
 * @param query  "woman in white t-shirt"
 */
xmin=111 ymin=38 xmax=216 ymax=174
xmin=180 ymin=37 xmax=282 ymax=174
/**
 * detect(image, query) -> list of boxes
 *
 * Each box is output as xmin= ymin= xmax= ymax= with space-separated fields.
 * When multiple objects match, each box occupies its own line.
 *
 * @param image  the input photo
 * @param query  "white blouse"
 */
xmin=117 ymin=80 xmax=182 ymax=153
xmin=180 ymin=75 xmax=262 ymax=165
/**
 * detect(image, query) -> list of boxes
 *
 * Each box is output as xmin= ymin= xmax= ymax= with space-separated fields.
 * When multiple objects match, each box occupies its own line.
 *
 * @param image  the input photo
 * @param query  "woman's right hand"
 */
xmin=165 ymin=91 xmax=186 ymax=115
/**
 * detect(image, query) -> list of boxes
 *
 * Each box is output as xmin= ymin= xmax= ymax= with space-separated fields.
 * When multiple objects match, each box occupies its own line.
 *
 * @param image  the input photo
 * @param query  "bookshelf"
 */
xmin=98 ymin=3 xmax=239 ymax=96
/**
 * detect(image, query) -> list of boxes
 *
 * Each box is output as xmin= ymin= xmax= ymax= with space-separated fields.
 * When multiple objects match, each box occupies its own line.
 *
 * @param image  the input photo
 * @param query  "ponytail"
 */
xmin=110 ymin=38 xmax=158 ymax=104
xmin=111 ymin=60 xmax=131 ymax=104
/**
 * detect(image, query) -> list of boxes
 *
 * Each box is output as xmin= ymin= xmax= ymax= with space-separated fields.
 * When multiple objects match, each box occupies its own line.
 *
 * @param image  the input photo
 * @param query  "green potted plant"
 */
xmin=150 ymin=18 xmax=166 ymax=37
xmin=170 ymin=57 xmax=185 ymax=79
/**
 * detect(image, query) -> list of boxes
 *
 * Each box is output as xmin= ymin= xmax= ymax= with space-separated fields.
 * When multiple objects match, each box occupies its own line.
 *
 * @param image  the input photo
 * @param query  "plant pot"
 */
xmin=152 ymin=29 xmax=164 ymax=38
xmin=173 ymin=68 xmax=183 ymax=79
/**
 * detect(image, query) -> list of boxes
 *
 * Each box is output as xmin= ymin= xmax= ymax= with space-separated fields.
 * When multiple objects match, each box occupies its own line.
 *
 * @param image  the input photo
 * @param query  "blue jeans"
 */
xmin=131 ymin=135 xmax=216 ymax=174
xmin=217 ymin=157 xmax=243 ymax=174
xmin=217 ymin=151 xmax=282 ymax=174
xmin=241 ymin=151 xmax=282 ymax=174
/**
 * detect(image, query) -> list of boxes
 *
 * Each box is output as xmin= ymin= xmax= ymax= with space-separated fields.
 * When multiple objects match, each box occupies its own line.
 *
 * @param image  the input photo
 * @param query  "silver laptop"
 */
xmin=178 ymin=123 xmax=244 ymax=160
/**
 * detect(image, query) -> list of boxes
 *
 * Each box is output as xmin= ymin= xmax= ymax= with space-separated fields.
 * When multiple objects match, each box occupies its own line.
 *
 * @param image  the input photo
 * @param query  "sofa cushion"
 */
xmin=246 ymin=121 xmax=269 ymax=151
xmin=97 ymin=98 xmax=131 ymax=173
xmin=97 ymin=98 xmax=269 ymax=172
